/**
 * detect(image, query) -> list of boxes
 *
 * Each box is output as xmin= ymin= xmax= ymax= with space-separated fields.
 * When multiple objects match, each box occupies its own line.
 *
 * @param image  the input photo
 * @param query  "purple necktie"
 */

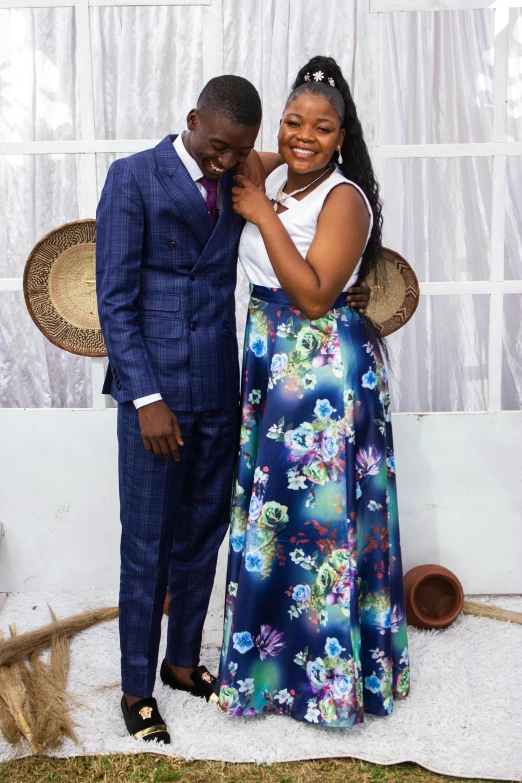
xmin=199 ymin=177 xmax=219 ymax=229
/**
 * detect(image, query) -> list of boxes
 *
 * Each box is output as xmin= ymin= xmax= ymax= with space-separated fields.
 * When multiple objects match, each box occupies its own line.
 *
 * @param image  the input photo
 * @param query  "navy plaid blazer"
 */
xmin=96 ymin=135 xmax=245 ymax=412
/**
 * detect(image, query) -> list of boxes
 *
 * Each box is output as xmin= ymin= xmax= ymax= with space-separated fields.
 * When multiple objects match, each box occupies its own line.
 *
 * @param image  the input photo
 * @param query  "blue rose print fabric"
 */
xmin=217 ymin=286 xmax=410 ymax=726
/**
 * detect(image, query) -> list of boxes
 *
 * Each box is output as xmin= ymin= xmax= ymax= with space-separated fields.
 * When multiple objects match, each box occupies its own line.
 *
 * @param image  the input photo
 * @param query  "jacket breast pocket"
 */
xmin=139 ymin=315 xmax=182 ymax=339
xmin=141 ymin=292 xmax=180 ymax=313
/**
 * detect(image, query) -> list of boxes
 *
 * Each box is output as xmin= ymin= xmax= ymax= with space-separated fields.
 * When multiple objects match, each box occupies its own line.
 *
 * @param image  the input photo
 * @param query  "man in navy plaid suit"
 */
xmin=96 ymin=76 xmax=263 ymax=742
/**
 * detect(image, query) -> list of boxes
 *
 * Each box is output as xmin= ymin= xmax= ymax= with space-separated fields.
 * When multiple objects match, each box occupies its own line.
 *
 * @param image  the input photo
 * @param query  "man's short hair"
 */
xmin=197 ymin=75 xmax=262 ymax=127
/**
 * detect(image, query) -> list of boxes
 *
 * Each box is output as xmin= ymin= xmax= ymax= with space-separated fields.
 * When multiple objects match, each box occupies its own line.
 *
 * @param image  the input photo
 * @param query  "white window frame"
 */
xmin=0 ymin=0 xmax=521 ymax=413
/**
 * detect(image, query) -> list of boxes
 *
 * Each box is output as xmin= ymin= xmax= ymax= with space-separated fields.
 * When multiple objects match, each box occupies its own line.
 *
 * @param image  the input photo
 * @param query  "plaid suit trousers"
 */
xmin=117 ymin=401 xmax=239 ymax=698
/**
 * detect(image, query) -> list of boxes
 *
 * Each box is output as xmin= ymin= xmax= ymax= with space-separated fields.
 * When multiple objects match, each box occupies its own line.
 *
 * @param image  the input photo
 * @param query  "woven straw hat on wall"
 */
xmin=23 ymin=219 xmax=107 ymax=358
xmin=366 ymin=248 xmax=420 ymax=337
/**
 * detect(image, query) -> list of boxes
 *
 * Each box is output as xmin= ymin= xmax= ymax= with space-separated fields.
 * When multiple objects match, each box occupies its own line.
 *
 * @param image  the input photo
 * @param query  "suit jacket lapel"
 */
xmin=154 ymin=135 xmax=212 ymax=248
xmin=194 ymin=170 xmax=237 ymax=266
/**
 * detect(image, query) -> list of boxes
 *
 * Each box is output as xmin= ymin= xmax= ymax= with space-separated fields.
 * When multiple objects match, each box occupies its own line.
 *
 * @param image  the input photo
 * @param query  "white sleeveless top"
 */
xmin=238 ymin=164 xmax=373 ymax=290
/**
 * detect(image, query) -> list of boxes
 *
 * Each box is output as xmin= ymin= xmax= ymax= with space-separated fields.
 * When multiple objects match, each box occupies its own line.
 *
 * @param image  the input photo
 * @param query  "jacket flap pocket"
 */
xmin=139 ymin=316 xmax=182 ymax=339
xmin=141 ymin=292 xmax=180 ymax=312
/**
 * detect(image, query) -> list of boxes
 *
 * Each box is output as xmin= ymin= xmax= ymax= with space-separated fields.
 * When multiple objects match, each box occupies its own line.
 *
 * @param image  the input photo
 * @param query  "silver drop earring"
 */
xmin=337 ymin=146 xmax=343 ymax=165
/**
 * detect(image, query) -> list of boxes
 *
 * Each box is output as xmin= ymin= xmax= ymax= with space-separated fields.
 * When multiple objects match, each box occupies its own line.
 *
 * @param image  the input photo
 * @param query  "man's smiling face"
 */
xmin=184 ymin=108 xmax=260 ymax=180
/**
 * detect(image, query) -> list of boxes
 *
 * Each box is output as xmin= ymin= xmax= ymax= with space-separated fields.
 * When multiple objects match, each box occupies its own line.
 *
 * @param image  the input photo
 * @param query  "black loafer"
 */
xmin=121 ymin=696 xmax=170 ymax=743
xmin=160 ymin=659 xmax=219 ymax=703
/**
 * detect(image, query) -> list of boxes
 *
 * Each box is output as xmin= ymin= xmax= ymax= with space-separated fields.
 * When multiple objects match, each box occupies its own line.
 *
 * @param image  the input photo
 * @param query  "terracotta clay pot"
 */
xmin=403 ymin=564 xmax=464 ymax=630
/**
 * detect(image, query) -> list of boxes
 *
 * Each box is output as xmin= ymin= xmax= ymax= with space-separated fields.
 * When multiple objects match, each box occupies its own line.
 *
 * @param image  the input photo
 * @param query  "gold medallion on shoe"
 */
xmin=160 ymin=659 xmax=219 ymax=703
xmin=121 ymin=696 xmax=171 ymax=744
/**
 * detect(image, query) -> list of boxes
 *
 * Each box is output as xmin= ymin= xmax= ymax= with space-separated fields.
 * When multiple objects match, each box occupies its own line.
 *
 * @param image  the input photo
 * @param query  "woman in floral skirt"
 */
xmin=216 ymin=56 xmax=410 ymax=726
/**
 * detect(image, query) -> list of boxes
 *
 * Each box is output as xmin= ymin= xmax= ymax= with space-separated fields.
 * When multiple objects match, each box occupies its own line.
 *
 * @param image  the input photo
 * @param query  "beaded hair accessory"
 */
xmin=303 ymin=70 xmax=337 ymax=87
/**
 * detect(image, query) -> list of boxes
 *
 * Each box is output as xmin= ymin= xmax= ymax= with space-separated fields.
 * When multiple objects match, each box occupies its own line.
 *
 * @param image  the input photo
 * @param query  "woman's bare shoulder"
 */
xmin=321 ymin=180 xmax=371 ymax=227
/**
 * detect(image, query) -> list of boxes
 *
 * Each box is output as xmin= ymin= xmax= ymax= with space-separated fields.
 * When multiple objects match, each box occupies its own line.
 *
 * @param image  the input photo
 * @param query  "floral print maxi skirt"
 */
xmin=217 ymin=286 xmax=410 ymax=726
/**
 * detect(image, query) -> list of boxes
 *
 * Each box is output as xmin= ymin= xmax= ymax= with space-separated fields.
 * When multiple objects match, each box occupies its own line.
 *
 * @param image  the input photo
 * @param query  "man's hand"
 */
xmin=236 ymin=150 xmax=266 ymax=191
xmin=347 ymin=280 xmax=371 ymax=313
xmin=138 ymin=400 xmax=184 ymax=461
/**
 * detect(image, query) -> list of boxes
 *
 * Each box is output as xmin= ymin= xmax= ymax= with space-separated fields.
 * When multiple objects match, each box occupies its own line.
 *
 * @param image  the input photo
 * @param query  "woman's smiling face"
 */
xmin=277 ymin=92 xmax=345 ymax=176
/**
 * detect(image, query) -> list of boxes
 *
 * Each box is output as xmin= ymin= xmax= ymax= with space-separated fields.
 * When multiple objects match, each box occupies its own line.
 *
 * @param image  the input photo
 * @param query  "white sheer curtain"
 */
xmin=90 ymin=6 xmax=204 ymax=140
xmin=378 ymin=10 xmax=494 ymax=412
xmin=0 ymin=8 xmax=91 ymax=407
xmin=0 ymin=1 xmax=520 ymax=410
xmin=504 ymin=9 xmax=522 ymax=410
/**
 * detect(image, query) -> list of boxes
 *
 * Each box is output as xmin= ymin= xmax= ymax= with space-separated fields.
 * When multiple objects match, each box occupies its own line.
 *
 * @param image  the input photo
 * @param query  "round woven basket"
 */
xmin=366 ymin=248 xmax=420 ymax=337
xmin=23 ymin=219 xmax=107 ymax=358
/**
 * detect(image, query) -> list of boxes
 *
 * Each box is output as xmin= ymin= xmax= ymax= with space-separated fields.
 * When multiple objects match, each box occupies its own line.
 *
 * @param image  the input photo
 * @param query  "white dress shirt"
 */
xmin=133 ymin=131 xmax=221 ymax=410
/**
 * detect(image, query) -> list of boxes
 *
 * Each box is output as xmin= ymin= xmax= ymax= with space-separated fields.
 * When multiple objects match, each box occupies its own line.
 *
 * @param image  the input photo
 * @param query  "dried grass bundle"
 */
xmin=0 ymin=630 xmax=21 ymax=744
xmin=0 ymin=606 xmax=118 ymax=753
xmin=0 ymin=625 xmax=38 ymax=754
xmin=462 ymin=600 xmax=522 ymax=625
xmin=33 ymin=607 xmax=78 ymax=748
xmin=28 ymin=651 xmax=78 ymax=748
xmin=0 ymin=665 xmax=37 ymax=754
xmin=0 ymin=607 xmax=118 ymax=668
xmin=0 ymin=693 xmax=20 ymax=745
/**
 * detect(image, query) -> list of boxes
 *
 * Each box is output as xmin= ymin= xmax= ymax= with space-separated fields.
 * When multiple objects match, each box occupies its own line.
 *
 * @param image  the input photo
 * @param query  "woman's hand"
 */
xmin=232 ymin=174 xmax=275 ymax=225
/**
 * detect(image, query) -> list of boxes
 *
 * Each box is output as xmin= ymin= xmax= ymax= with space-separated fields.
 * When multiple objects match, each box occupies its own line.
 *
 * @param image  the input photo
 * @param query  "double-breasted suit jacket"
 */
xmin=97 ymin=134 xmax=244 ymax=411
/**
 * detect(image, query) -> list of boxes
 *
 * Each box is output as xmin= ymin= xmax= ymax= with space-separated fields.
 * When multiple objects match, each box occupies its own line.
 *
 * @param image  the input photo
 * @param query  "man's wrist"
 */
xmin=133 ymin=393 xmax=162 ymax=410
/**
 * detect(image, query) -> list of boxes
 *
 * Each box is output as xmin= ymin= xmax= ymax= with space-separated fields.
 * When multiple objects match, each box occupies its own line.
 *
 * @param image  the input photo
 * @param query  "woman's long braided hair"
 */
xmin=289 ymin=56 xmax=387 ymax=347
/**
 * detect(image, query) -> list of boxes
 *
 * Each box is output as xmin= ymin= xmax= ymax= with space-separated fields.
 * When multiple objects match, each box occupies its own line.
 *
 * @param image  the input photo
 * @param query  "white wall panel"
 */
xmin=0 ymin=409 xmax=520 ymax=607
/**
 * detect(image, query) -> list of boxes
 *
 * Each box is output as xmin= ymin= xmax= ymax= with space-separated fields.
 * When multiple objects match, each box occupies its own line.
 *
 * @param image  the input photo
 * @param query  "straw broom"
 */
xmin=0 ymin=666 xmax=37 ymax=753
xmin=0 ymin=607 xmax=118 ymax=668
xmin=0 ymin=690 xmax=20 ymax=744
xmin=462 ymin=600 xmax=522 ymax=625
xmin=45 ymin=607 xmax=78 ymax=745
xmin=27 ymin=608 xmax=78 ymax=748
xmin=27 ymin=655 xmax=78 ymax=748
xmin=0 ymin=630 xmax=22 ymax=745
xmin=0 ymin=606 xmax=118 ymax=752
xmin=0 ymin=624 xmax=38 ymax=754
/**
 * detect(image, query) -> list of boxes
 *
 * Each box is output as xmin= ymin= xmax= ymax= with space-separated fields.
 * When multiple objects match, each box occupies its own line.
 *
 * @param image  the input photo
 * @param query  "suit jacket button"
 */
xmin=223 ymin=320 xmax=229 ymax=329
xmin=220 ymin=272 xmax=227 ymax=281
xmin=190 ymin=322 xmax=197 ymax=331
xmin=168 ymin=241 xmax=176 ymax=250
xmin=189 ymin=273 xmax=196 ymax=281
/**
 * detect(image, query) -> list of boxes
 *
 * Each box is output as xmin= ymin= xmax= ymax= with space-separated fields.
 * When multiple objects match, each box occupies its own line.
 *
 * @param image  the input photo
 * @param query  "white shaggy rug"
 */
xmin=0 ymin=590 xmax=521 ymax=781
